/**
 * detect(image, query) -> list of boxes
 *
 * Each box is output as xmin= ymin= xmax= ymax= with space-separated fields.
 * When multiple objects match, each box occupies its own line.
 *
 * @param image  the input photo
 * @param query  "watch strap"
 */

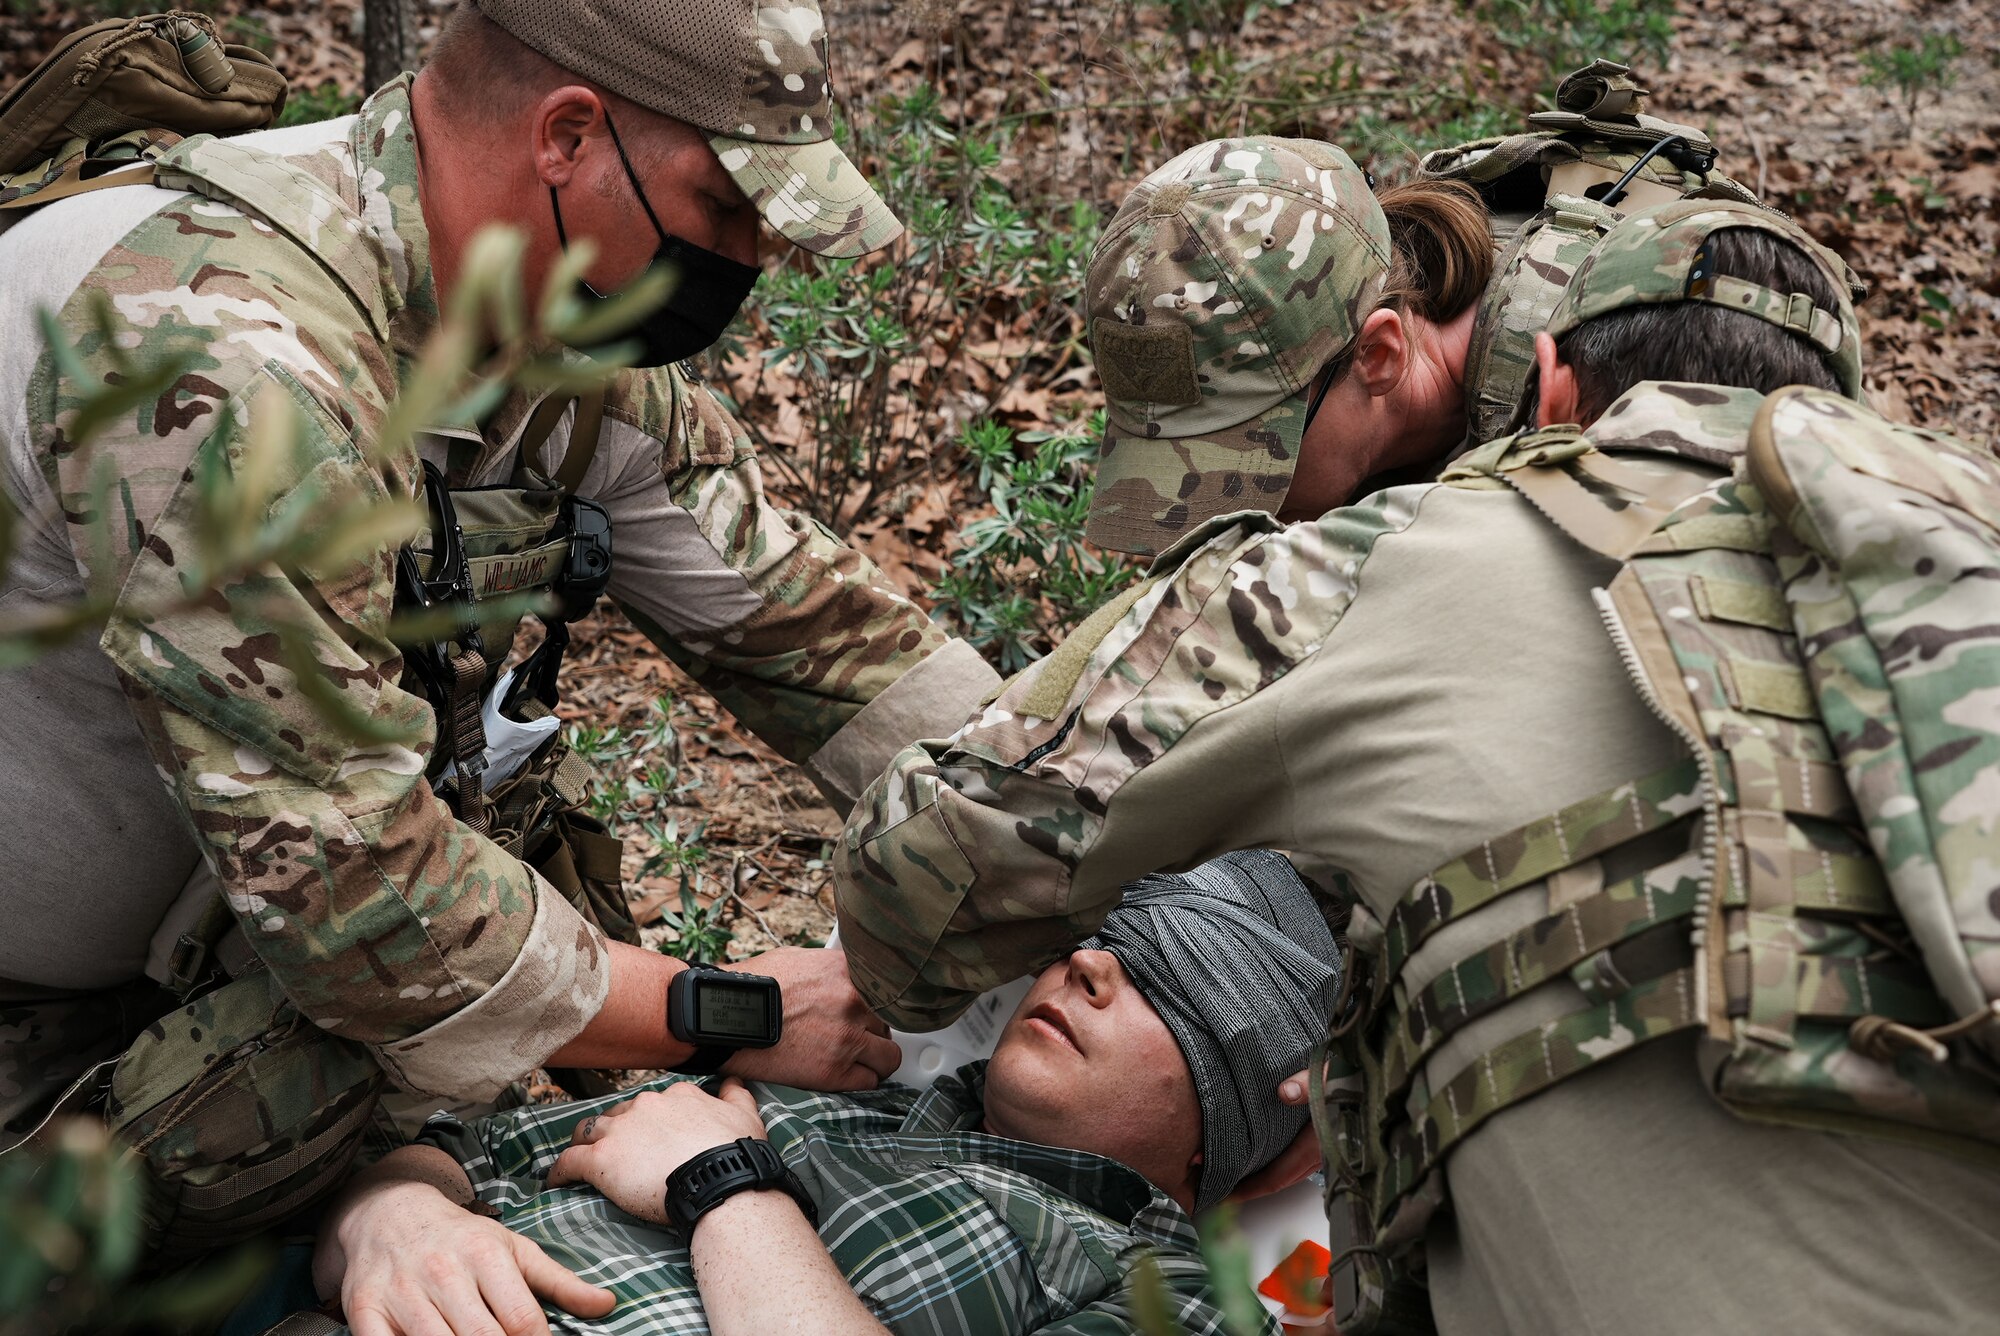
xmin=674 ymin=1045 xmax=733 ymax=1076
xmin=664 ymin=1137 xmax=818 ymax=1236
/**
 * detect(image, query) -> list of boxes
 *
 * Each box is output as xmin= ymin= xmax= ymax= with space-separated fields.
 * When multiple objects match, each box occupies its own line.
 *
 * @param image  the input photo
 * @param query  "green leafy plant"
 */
xmin=566 ymin=697 xmax=732 ymax=963
xmin=932 ymin=414 xmax=1138 ymax=674
xmin=718 ymin=83 xmax=1099 ymax=529
xmin=639 ymin=815 xmax=735 ymax=965
xmin=1126 ymin=1204 xmax=1268 ymax=1336
xmin=0 ymin=1119 xmax=266 ymax=1335
xmin=1861 ymin=33 xmax=1965 ymax=124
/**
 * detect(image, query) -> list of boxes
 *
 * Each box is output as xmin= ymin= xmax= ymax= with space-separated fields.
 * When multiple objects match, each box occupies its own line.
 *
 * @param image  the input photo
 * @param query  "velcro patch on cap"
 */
xmin=1092 ymin=318 xmax=1201 ymax=409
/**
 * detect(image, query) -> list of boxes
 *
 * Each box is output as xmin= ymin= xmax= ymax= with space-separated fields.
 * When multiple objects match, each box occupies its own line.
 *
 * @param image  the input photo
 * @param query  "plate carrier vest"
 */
xmin=1316 ymin=389 xmax=2000 ymax=1334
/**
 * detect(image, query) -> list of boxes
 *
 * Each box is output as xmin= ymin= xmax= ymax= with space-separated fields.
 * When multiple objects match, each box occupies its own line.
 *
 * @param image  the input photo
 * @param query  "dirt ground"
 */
xmin=5 ymin=0 xmax=1995 ymax=963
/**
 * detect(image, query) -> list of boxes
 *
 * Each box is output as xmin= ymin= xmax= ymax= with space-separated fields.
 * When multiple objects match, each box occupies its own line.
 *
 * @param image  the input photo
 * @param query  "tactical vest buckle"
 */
xmin=554 ymin=494 xmax=613 ymax=623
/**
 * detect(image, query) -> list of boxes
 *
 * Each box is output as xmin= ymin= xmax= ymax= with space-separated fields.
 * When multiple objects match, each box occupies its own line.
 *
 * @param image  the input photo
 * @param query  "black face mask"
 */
xmin=550 ymin=109 xmax=760 ymax=368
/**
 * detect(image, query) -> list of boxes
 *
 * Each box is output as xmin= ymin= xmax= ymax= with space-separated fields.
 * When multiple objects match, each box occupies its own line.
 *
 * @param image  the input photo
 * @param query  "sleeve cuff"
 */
xmin=806 ymin=638 xmax=1000 ymax=814
xmin=370 ymin=875 xmax=613 ymax=1100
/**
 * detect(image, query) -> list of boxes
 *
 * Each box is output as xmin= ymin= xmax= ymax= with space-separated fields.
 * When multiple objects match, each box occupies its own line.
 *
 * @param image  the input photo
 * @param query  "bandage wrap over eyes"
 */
xmin=1085 ymin=850 xmax=1341 ymax=1210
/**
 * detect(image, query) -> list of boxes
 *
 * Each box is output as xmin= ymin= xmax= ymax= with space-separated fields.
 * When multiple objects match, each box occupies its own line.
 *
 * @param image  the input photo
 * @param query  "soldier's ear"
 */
xmin=532 ymin=85 xmax=611 ymax=188
xmin=1350 ymin=307 xmax=1409 ymax=400
xmin=1533 ymin=332 xmax=1581 ymax=429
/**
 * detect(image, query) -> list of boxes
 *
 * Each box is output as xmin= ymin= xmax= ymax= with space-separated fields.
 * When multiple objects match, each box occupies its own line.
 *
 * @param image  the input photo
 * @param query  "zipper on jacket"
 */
xmin=1592 ymin=585 xmax=1724 ymax=1026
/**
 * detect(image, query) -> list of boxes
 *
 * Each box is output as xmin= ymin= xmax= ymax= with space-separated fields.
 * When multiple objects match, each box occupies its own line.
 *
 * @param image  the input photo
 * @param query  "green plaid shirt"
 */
xmin=402 ymin=1064 xmax=1261 ymax=1336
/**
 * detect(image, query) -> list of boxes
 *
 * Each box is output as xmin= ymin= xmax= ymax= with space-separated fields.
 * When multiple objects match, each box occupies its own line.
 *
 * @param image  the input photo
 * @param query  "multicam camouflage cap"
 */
xmin=473 ymin=0 xmax=900 ymax=256
xmin=1084 ymin=138 xmax=1391 ymax=557
xmin=1545 ymin=196 xmax=1863 ymax=399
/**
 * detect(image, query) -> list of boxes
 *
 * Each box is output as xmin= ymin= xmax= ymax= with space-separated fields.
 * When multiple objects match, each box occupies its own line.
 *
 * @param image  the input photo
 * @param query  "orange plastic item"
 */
xmin=1257 ymin=1238 xmax=1332 ymax=1319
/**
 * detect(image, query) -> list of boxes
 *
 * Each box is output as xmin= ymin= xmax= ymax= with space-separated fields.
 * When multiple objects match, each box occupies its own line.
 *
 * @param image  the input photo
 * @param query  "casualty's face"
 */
xmin=981 ymin=949 xmax=1203 ymax=1196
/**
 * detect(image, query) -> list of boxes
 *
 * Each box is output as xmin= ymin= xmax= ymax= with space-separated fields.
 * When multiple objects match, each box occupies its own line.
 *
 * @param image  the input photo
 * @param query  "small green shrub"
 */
xmin=932 ymin=415 xmax=1138 ymax=674
xmin=1861 ymin=33 xmax=1965 ymax=122
xmin=568 ymin=699 xmax=736 ymax=963
xmin=0 ymin=1119 xmax=266 ymax=1335
xmin=718 ymin=83 xmax=1099 ymax=530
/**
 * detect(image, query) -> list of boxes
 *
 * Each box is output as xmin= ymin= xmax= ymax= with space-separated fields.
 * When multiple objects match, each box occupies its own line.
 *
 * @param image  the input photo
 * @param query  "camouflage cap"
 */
xmin=1084 ymin=138 xmax=1391 ymax=557
xmin=474 ymin=0 xmax=901 ymax=256
xmin=1546 ymin=197 xmax=1863 ymax=398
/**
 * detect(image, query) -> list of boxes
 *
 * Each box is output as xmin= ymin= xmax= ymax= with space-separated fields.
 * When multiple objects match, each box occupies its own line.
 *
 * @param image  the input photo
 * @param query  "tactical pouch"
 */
xmin=1314 ymin=1043 xmax=1436 ymax=1335
xmin=488 ymin=730 xmax=639 ymax=949
xmin=0 ymin=11 xmax=285 ymax=219
xmin=105 ymin=970 xmax=385 ymax=1266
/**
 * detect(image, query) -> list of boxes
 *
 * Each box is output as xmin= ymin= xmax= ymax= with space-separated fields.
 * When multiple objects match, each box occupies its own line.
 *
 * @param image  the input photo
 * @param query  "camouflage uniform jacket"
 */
xmin=834 ymin=385 xmax=1765 ymax=1038
xmin=0 ymin=79 xmax=997 ymax=1100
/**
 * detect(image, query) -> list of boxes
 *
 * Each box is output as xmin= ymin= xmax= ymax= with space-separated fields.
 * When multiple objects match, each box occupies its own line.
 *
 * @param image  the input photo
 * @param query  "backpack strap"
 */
xmin=515 ymin=386 xmax=606 ymax=494
xmin=0 ymin=157 xmax=155 ymax=213
xmin=557 ymin=388 xmax=605 ymax=493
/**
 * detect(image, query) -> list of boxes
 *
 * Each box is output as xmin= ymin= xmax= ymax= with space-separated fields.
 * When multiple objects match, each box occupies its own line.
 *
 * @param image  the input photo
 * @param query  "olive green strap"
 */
xmin=516 ymin=388 xmax=606 ymax=494
xmin=441 ymin=648 xmax=490 ymax=834
xmin=0 ymin=159 xmax=153 ymax=209
xmin=516 ymin=393 xmax=573 ymax=476
xmin=1374 ymin=967 xmax=1703 ymax=1222
xmin=555 ymin=388 xmax=605 ymax=494
xmin=1501 ymin=451 xmax=1712 ymax=562
xmin=1379 ymin=865 xmax=1701 ymax=1097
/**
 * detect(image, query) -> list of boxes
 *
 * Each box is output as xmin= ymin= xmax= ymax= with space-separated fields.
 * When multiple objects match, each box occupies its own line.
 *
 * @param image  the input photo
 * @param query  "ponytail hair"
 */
xmin=1373 ymin=178 xmax=1493 ymax=324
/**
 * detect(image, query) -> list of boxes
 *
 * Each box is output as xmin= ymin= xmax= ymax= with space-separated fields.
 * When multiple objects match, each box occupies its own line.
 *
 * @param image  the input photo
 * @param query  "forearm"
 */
xmin=548 ymin=940 xmax=694 ymax=1069
xmin=312 ymin=1145 xmax=474 ymax=1301
xmin=688 ymin=1190 xmax=886 ymax=1336
xmin=609 ymin=376 xmax=988 ymax=792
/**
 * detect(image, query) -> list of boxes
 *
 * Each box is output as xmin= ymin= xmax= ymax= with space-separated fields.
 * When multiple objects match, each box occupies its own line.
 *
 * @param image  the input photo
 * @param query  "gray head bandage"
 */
xmin=1083 ymin=850 xmax=1341 ymax=1210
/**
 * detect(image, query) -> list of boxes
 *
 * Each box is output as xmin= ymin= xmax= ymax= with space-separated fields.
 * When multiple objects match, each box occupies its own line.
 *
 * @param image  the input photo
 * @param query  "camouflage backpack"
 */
xmin=1420 ymin=59 xmax=1774 ymax=443
xmin=0 ymin=10 xmax=285 ymax=230
xmin=1749 ymin=389 xmax=2000 ymax=1069
xmin=1318 ymin=201 xmax=2000 ymax=1334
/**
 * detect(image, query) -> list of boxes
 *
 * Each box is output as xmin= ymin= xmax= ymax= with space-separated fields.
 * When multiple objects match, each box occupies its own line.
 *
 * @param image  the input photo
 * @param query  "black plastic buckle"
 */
xmin=554 ymin=494 xmax=613 ymax=623
xmin=394 ymin=461 xmax=485 ymax=690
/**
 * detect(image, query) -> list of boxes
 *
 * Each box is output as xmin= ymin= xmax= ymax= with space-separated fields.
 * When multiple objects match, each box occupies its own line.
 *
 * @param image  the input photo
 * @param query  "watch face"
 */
xmin=697 ymin=979 xmax=773 ymax=1041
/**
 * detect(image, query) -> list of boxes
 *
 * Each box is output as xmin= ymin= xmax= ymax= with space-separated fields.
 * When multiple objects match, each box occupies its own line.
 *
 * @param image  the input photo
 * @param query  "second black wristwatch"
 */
xmin=667 ymin=964 xmax=782 ymax=1075
xmin=664 ymin=1136 xmax=818 ymax=1236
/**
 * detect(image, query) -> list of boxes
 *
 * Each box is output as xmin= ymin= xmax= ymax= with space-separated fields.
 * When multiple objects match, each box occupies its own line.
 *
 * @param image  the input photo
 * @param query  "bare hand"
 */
xmin=328 ymin=1180 xmax=614 ymax=1336
xmin=1227 ymin=1068 xmax=1322 ymax=1203
xmin=546 ymin=1079 xmax=770 ymax=1225
xmin=722 ymin=947 xmax=900 ymax=1090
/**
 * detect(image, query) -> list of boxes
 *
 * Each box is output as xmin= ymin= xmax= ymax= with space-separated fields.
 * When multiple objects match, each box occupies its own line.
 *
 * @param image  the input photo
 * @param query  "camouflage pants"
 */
xmin=0 ymin=977 xmax=169 ymax=1149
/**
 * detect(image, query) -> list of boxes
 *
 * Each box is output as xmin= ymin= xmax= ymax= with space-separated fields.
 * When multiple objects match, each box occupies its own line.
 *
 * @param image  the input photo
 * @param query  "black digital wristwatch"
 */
xmin=667 ymin=964 xmax=782 ymax=1075
xmin=664 ymin=1136 xmax=818 ymax=1237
